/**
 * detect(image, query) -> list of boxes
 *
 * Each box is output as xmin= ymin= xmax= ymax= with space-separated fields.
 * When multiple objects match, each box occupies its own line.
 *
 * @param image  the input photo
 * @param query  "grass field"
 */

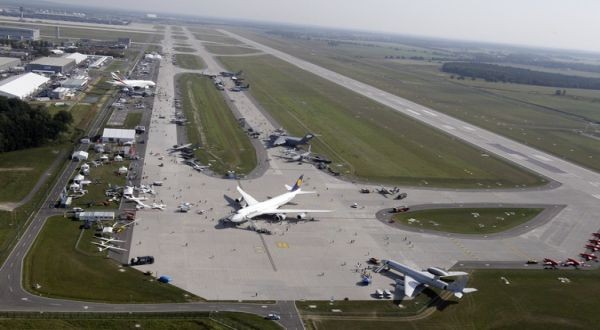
xmin=204 ymin=45 xmax=260 ymax=55
xmin=173 ymin=46 xmax=196 ymax=53
xmin=219 ymin=55 xmax=544 ymax=188
xmin=0 ymin=312 xmax=281 ymax=330
xmin=305 ymin=269 xmax=600 ymax=329
xmin=392 ymin=207 xmax=543 ymax=234
xmin=23 ymin=216 xmax=197 ymax=303
xmin=71 ymin=156 xmax=130 ymax=209
xmin=122 ymin=112 xmax=143 ymax=129
xmin=0 ymin=146 xmax=62 ymax=203
xmin=178 ymin=73 xmax=256 ymax=175
xmin=194 ymin=33 xmax=243 ymax=45
xmin=174 ymin=54 xmax=206 ymax=70
xmin=233 ymin=30 xmax=600 ymax=172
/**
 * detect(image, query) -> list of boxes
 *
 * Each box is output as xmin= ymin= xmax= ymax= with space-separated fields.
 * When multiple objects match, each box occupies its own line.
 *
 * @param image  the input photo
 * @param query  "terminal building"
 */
xmin=0 ymin=26 xmax=40 ymax=41
xmin=26 ymin=57 xmax=76 ymax=74
xmin=0 ymin=72 xmax=49 ymax=100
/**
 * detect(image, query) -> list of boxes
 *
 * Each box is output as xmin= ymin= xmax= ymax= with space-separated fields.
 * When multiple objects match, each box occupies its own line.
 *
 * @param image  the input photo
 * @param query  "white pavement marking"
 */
xmin=422 ymin=109 xmax=438 ymax=117
xmin=462 ymin=126 xmax=476 ymax=131
xmin=406 ymin=109 xmax=421 ymax=116
xmin=592 ymin=194 xmax=600 ymax=200
xmin=533 ymin=154 xmax=552 ymax=162
xmin=442 ymin=124 xmax=455 ymax=130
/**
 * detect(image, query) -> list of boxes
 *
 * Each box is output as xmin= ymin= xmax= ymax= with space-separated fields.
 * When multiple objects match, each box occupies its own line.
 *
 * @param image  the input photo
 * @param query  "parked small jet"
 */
xmin=543 ymin=258 xmax=560 ymax=268
xmin=151 ymin=202 xmax=166 ymax=210
xmin=92 ymin=241 xmax=128 ymax=252
xmin=580 ymin=253 xmax=598 ymax=261
xmin=563 ymin=258 xmax=584 ymax=268
xmin=226 ymin=175 xmax=331 ymax=223
xmin=109 ymin=72 xmax=155 ymax=90
xmin=375 ymin=259 xmax=477 ymax=299
xmin=168 ymin=143 xmax=192 ymax=152
xmin=586 ymin=244 xmax=600 ymax=252
xmin=376 ymin=186 xmax=400 ymax=196
xmin=269 ymin=133 xmax=314 ymax=148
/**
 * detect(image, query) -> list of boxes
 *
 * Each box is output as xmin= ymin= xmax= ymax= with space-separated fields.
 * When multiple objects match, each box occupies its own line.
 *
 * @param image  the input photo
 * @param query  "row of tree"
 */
xmin=442 ymin=62 xmax=600 ymax=90
xmin=0 ymin=97 xmax=72 ymax=153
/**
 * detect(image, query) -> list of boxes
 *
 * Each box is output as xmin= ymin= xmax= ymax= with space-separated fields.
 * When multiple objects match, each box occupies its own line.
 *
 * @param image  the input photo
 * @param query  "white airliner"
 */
xmin=109 ymin=72 xmax=156 ymax=90
xmin=227 ymin=175 xmax=332 ymax=223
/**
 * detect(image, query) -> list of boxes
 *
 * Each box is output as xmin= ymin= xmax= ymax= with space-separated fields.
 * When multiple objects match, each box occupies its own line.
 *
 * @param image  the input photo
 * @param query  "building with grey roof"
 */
xmin=0 ymin=57 xmax=20 ymax=71
xmin=26 ymin=57 xmax=75 ymax=74
xmin=0 ymin=26 xmax=39 ymax=41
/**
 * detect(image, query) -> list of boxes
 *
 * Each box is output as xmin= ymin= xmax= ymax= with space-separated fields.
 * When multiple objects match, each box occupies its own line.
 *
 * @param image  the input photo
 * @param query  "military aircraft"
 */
xmin=108 ymin=72 xmax=155 ymax=90
xmin=375 ymin=259 xmax=477 ymax=299
xmin=376 ymin=186 xmax=400 ymax=196
xmin=543 ymin=258 xmax=560 ymax=268
xmin=279 ymin=145 xmax=313 ymax=163
xmin=269 ymin=133 xmax=314 ymax=148
xmin=226 ymin=175 xmax=332 ymax=223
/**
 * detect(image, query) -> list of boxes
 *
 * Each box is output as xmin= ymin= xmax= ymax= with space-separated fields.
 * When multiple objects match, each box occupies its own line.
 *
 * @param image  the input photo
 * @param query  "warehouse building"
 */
xmin=63 ymin=52 xmax=88 ymax=65
xmin=0 ymin=72 xmax=49 ymax=99
xmin=0 ymin=57 xmax=21 ymax=71
xmin=101 ymin=128 xmax=136 ymax=144
xmin=0 ymin=26 xmax=40 ymax=41
xmin=26 ymin=57 xmax=75 ymax=74
xmin=61 ymin=77 xmax=88 ymax=90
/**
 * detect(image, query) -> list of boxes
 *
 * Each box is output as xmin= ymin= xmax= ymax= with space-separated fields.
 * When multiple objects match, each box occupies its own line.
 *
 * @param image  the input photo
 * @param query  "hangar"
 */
xmin=26 ymin=57 xmax=75 ymax=74
xmin=0 ymin=72 xmax=49 ymax=100
xmin=102 ymin=128 xmax=136 ymax=144
xmin=63 ymin=52 xmax=88 ymax=65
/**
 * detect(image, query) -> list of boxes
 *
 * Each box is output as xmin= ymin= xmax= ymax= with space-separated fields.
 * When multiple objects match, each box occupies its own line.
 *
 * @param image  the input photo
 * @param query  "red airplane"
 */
xmin=590 ymin=239 xmax=600 ymax=244
xmin=580 ymin=253 xmax=598 ymax=261
xmin=563 ymin=258 xmax=584 ymax=268
xmin=543 ymin=258 xmax=559 ymax=268
xmin=592 ymin=233 xmax=600 ymax=238
xmin=586 ymin=244 xmax=600 ymax=252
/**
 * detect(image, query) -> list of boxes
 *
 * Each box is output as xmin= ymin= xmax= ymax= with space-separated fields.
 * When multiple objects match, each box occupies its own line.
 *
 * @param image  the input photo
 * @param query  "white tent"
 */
xmin=73 ymin=174 xmax=84 ymax=183
xmin=0 ymin=73 xmax=50 ymax=100
xmin=71 ymin=150 xmax=89 ymax=161
xmin=118 ymin=166 xmax=128 ymax=174
xmin=114 ymin=155 xmax=123 ymax=162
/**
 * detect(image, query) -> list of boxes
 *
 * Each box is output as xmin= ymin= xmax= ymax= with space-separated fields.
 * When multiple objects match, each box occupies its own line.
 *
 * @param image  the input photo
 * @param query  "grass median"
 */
xmin=178 ymin=73 xmax=256 ymax=175
xmin=392 ymin=207 xmax=543 ymax=234
xmin=174 ymin=54 xmax=206 ymax=70
xmin=219 ymin=54 xmax=545 ymax=188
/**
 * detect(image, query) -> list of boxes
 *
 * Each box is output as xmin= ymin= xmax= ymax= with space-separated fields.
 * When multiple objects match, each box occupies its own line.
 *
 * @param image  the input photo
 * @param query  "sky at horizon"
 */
xmin=48 ymin=0 xmax=600 ymax=53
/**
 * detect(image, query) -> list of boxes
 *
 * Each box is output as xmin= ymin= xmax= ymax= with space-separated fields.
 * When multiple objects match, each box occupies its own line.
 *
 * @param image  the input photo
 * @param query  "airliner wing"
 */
xmin=262 ymin=209 xmax=332 ymax=214
xmin=403 ymin=275 xmax=421 ymax=298
xmin=236 ymin=186 xmax=259 ymax=206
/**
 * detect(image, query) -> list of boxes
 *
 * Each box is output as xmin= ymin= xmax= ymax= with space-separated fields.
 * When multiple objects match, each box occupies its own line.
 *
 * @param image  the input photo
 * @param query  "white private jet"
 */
xmin=109 ymin=71 xmax=156 ymax=90
xmin=226 ymin=175 xmax=332 ymax=223
xmin=151 ymin=202 xmax=166 ymax=210
xmin=102 ymin=220 xmax=138 ymax=235
xmin=92 ymin=241 xmax=128 ymax=252
xmin=376 ymin=259 xmax=477 ymax=299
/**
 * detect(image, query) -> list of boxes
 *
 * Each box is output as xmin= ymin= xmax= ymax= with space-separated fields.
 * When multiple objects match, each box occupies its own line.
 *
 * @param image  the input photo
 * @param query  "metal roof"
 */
xmin=0 ymin=57 xmax=20 ymax=67
xmin=0 ymin=72 xmax=49 ymax=99
xmin=102 ymin=128 xmax=136 ymax=140
xmin=29 ymin=56 xmax=75 ymax=67
xmin=64 ymin=52 xmax=88 ymax=64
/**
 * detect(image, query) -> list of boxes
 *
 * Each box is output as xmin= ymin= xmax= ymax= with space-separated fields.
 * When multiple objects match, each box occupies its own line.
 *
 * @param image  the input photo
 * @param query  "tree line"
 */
xmin=0 ymin=97 xmax=72 ymax=153
xmin=442 ymin=62 xmax=600 ymax=90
